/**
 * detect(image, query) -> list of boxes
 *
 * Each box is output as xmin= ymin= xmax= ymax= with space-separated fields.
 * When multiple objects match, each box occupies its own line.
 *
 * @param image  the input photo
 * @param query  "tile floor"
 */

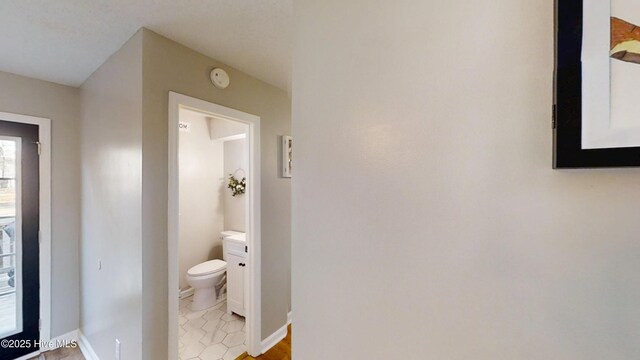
xmin=180 ymin=296 xmax=246 ymax=360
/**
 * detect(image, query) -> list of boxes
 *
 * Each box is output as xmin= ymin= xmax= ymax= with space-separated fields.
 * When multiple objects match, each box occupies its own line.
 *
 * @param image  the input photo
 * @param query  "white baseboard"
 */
xmin=78 ymin=331 xmax=100 ymax=360
xmin=179 ymin=287 xmax=194 ymax=299
xmin=287 ymin=311 xmax=292 ymax=325
xmin=44 ymin=329 xmax=79 ymax=351
xmin=13 ymin=330 xmax=80 ymax=360
xmin=261 ymin=323 xmax=288 ymax=354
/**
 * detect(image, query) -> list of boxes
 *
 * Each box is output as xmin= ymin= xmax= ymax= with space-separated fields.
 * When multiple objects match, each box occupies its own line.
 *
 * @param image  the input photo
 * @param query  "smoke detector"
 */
xmin=210 ymin=68 xmax=230 ymax=89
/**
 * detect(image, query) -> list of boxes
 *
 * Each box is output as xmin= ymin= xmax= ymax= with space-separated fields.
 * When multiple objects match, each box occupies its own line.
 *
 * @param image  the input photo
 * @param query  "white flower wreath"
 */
xmin=227 ymin=174 xmax=246 ymax=197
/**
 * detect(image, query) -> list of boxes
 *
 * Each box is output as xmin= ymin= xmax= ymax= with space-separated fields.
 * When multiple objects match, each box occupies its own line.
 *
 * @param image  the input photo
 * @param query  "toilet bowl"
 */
xmin=186 ymin=259 xmax=227 ymax=311
xmin=185 ymin=231 xmax=245 ymax=311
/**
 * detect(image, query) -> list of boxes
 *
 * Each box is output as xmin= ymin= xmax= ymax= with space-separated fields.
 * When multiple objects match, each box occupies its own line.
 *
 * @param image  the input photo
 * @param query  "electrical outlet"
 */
xmin=115 ymin=339 xmax=121 ymax=360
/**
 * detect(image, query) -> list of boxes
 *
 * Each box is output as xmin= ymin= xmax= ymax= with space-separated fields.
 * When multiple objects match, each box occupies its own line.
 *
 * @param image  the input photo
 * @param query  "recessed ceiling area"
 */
xmin=0 ymin=0 xmax=292 ymax=90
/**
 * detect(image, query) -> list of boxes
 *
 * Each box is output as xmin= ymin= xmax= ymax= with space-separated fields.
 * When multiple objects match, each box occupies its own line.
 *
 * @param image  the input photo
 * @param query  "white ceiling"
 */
xmin=0 ymin=0 xmax=292 ymax=90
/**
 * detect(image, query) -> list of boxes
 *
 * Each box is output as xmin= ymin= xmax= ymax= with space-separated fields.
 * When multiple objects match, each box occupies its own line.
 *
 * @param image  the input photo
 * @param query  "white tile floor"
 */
xmin=179 ymin=296 xmax=246 ymax=360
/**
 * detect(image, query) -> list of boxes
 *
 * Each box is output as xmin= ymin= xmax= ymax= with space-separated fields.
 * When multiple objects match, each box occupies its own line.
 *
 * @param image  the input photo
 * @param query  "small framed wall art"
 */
xmin=282 ymin=135 xmax=292 ymax=178
xmin=554 ymin=0 xmax=640 ymax=168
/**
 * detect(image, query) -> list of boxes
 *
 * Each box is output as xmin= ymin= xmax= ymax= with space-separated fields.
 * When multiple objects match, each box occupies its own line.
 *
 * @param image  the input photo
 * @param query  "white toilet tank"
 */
xmin=221 ymin=230 xmax=244 ymax=260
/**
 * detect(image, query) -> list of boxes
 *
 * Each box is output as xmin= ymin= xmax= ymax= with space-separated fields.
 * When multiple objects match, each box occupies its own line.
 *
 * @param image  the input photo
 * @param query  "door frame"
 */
xmin=168 ymin=92 xmax=262 ymax=357
xmin=0 ymin=112 xmax=51 ymax=344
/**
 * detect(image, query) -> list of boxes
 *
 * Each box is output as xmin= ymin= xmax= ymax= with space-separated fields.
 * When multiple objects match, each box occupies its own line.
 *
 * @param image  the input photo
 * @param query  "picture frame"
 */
xmin=282 ymin=135 xmax=292 ymax=178
xmin=554 ymin=0 xmax=640 ymax=168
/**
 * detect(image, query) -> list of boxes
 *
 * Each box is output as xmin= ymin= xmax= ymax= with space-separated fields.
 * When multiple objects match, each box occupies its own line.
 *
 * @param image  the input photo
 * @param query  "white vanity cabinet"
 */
xmin=224 ymin=235 xmax=246 ymax=317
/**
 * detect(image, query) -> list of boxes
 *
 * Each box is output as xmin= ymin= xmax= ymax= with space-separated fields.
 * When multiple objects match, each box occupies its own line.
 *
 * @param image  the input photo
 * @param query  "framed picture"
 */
xmin=282 ymin=135 xmax=292 ymax=178
xmin=554 ymin=0 xmax=640 ymax=168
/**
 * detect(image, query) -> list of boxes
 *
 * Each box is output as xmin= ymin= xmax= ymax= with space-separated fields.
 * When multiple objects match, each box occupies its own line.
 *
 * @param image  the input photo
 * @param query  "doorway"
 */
xmin=168 ymin=93 xmax=262 ymax=359
xmin=0 ymin=112 xmax=50 ymax=360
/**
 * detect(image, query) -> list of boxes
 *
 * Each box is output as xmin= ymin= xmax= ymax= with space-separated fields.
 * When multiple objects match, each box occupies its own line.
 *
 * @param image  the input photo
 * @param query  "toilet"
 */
xmin=185 ymin=231 xmax=244 ymax=311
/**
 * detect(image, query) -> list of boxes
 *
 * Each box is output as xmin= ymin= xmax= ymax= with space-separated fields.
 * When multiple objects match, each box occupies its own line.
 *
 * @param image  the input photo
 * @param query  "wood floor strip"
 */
xmin=237 ymin=325 xmax=291 ymax=360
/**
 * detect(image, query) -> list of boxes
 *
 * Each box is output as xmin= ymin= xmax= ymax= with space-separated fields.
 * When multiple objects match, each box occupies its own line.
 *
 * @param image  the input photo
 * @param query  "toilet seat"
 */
xmin=188 ymin=259 xmax=226 ymax=277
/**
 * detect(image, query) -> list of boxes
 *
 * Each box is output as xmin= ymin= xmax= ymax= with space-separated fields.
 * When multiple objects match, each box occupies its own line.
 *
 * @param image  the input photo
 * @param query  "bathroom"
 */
xmin=178 ymin=107 xmax=250 ymax=360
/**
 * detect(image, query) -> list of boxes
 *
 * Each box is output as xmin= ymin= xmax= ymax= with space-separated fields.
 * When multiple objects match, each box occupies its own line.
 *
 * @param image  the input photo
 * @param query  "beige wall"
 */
xmin=0 ymin=71 xmax=80 ymax=338
xmin=178 ymin=109 xmax=225 ymax=290
xmin=141 ymin=29 xmax=291 ymax=358
xmin=80 ymin=31 xmax=143 ymax=360
xmin=224 ymin=138 xmax=247 ymax=232
xmin=292 ymin=1 xmax=640 ymax=359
